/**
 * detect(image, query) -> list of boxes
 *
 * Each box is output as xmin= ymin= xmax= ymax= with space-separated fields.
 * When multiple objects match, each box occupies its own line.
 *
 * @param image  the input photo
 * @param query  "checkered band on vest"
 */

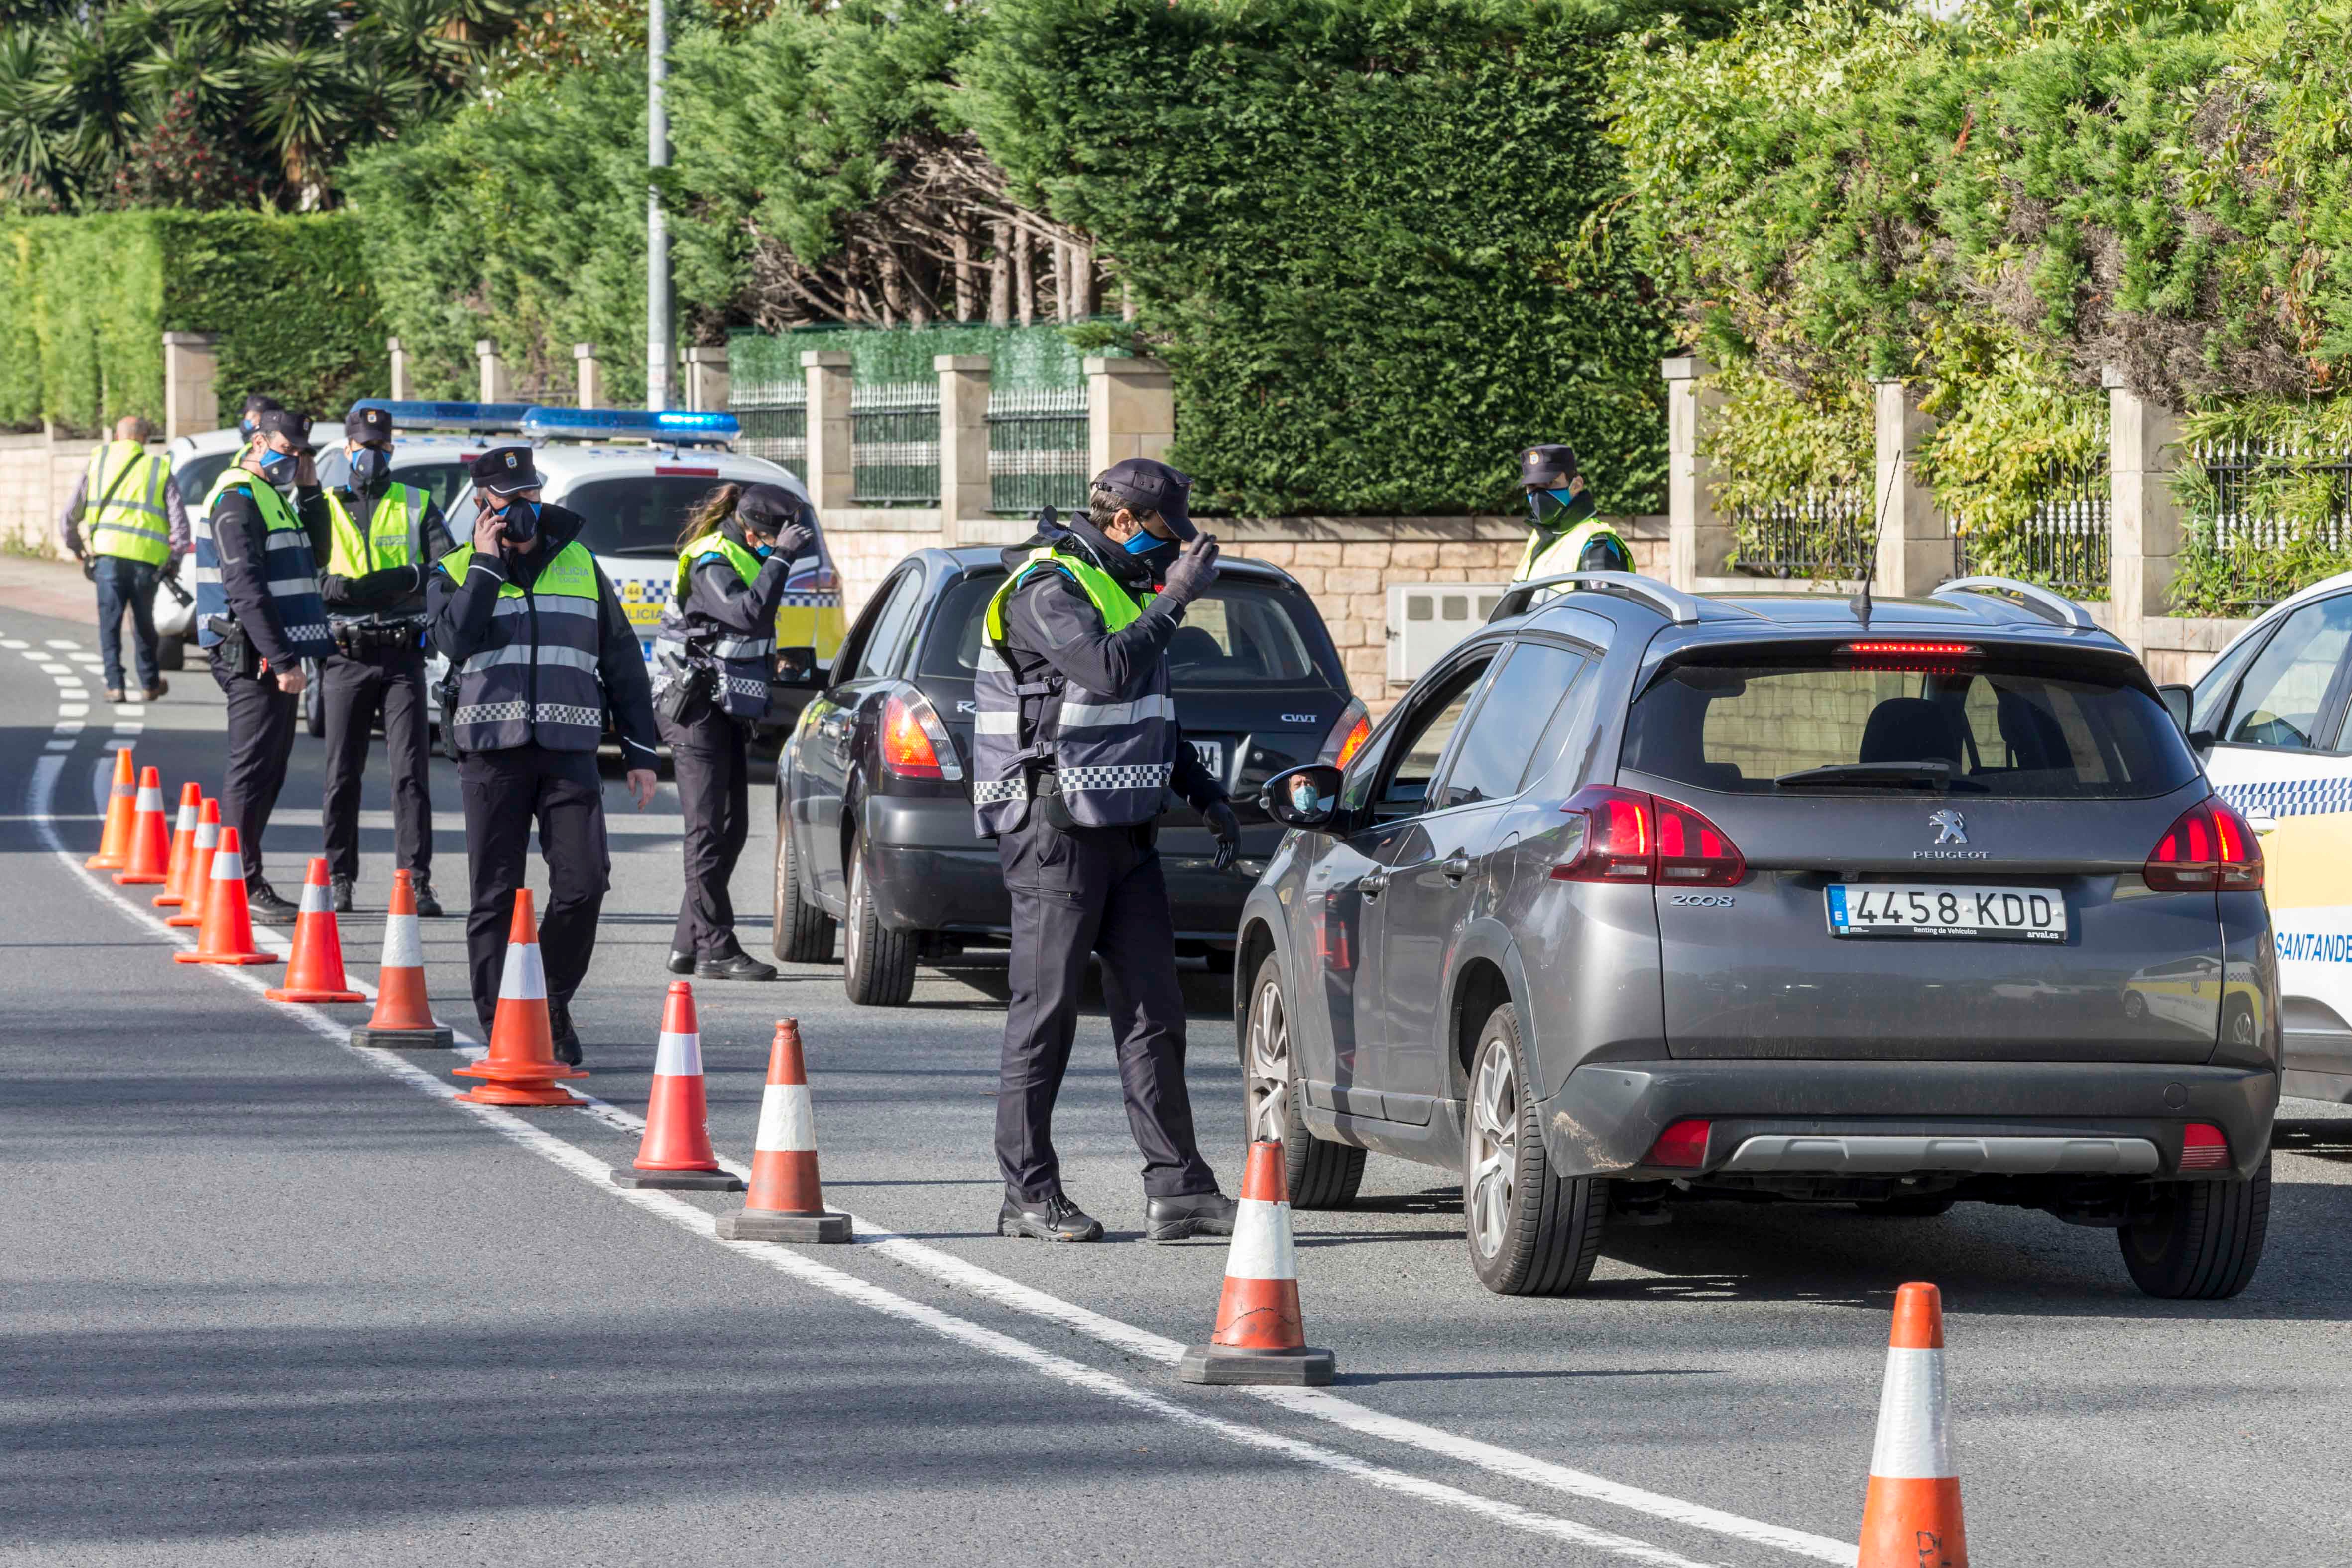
xmin=653 ymin=532 xmax=774 ymax=720
xmin=971 ymin=548 xmax=1179 ymax=835
xmin=192 ymin=469 xmax=336 ymax=658
xmin=437 ymin=541 xmax=607 ymax=752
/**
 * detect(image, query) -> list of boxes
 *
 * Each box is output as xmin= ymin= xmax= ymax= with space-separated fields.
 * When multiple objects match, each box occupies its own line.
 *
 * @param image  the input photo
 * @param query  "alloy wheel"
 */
xmin=1245 ymin=974 xmax=1291 ymax=1144
xmin=1467 ymin=1038 xmax=1519 ymax=1260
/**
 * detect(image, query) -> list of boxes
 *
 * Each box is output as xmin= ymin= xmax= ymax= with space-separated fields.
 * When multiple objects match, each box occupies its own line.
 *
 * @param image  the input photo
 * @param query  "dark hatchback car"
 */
xmin=773 ymin=546 xmax=1368 ymax=1005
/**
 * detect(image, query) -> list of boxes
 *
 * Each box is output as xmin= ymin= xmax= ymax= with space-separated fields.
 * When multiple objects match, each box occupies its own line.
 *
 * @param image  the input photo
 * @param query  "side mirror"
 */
xmin=774 ymin=646 xmax=824 ymax=689
xmin=1261 ymin=764 xmax=1344 ymax=831
xmin=2157 ymin=683 xmax=2194 ymax=733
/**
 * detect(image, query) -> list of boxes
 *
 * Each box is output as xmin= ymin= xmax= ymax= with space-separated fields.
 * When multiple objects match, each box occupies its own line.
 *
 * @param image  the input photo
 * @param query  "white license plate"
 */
xmin=1191 ymin=740 xmax=1223 ymax=777
xmin=1827 ymin=883 xmax=2066 ymax=943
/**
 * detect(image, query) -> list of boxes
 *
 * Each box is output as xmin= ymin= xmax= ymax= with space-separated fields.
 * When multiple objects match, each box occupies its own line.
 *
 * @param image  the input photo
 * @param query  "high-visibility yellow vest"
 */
xmin=83 ymin=441 xmax=173 ymax=566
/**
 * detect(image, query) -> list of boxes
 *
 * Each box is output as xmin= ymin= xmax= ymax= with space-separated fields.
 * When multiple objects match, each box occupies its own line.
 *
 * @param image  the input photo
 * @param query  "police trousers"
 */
xmin=995 ymin=815 xmax=1217 ymax=1203
xmin=320 ymin=643 xmax=433 ymax=883
xmin=209 ymin=648 xmax=297 ymax=887
xmin=658 ymin=702 xmax=751 ymax=960
xmin=457 ymin=745 xmax=610 ymax=1038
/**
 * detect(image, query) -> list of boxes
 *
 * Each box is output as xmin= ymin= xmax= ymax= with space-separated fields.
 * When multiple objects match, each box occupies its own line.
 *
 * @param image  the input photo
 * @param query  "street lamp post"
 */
xmin=646 ymin=0 xmax=674 ymax=412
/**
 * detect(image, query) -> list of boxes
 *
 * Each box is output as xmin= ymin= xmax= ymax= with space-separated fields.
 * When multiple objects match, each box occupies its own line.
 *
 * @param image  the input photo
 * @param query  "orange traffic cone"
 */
xmin=166 ymin=799 xmax=220 ymax=928
xmin=612 ymin=982 xmax=744 ymax=1192
xmin=1178 ymin=1141 xmax=1335 ymax=1385
xmin=716 ymin=1020 xmax=849 ymax=1242
xmin=154 ymin=782 xmax=202 ymax=908
xmin=351 ymin=869 xmax=453 ymax=1048
xmin=454 ymin=890 xmax=585 ymax=1104
xmin=114 ymin=766 xmax=173 ymax=885
xmin=84 ymin=746 xmax=137 ymax=869
xmin=174 ymin=827 xmax=278 ymax=966
xmin=1859 ymin=1282 xmax=1968 ymax=1568
xmin=266 ymin=857 xmax=365 ymax=1003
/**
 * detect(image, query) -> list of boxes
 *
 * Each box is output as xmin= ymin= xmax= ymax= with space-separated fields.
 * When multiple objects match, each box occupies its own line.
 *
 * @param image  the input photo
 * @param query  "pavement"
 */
xmin=5 ymin=590 xmax=2352 ymax=1567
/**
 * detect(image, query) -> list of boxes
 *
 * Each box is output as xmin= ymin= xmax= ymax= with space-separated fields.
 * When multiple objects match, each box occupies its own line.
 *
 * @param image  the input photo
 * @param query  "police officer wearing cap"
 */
xmin=317 ymin=404 xmax=455 ymax=917
xmin=1511 ymin=443 xmax=1632 ymax=581
xmin=192 ymin=406 xmax=337 ymax=923
xmin=428 ymin=445 xmax=660 ymax=1065
xmin=653 ymin=481 xmax=816 ymax=982
xmin=972 ymin=457 xmax=1244 ymax=1243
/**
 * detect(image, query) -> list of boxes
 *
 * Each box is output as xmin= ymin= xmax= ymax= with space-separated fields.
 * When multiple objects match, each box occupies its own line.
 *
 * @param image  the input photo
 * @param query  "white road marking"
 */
xmin=43 ymin=638 xmax=78 ymax=648
xmin=0 ymin=638 xmax=28 ymax=648
xmin=17 ymin=697 xmax=1858 ymax=1568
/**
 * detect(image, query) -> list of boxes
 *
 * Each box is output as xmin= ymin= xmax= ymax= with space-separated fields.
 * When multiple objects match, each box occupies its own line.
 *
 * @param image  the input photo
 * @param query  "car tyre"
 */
xmin=1464 ymin=1002 xmax=1607 ymax=1296
xmin=2118 ymin=1155 xmax=2271 ymax=1300
xmin=1239 ymin=953 xmax=1365 ymax=1209
xmin=158 ymin=635 xmax=185 ymax=672
xmin=1854 ymin=1194 xmax=1957 ymax=1218
xmin=842 ymin=834 xmax=917 ymax=1007
xmin=772 ymin=815 xmax=837 ymax=965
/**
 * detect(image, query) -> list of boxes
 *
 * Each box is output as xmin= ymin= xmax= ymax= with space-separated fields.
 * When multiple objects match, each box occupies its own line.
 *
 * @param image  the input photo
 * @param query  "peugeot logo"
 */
xmin=1929 ymin=809 xmax=1968 ymax=845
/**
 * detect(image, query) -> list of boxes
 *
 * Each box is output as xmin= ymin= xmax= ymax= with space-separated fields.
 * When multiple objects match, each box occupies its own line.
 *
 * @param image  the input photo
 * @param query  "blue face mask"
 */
xmin=254 ymin=447 xmax=299 ymax=486
xmin=1122 ymin=530 xmax=1164 ymax=554
xmin=348 ymin=447 xmax=389 ymax=489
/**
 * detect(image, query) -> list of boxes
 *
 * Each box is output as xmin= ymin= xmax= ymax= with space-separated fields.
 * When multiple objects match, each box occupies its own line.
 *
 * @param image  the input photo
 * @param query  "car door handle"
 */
xmin=1362 ymin=868 xmax=1389 ymax=900
xmin=1440 ymin=852 xmax=1473 ymax=882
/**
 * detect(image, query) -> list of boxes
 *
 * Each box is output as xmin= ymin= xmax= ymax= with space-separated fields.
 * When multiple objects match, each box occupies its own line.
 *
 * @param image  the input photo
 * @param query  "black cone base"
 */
xmin=351 ymin=1023 xmax=455 ymax=1049
xmin=1178 ymin=1344 xmax=1336 ymax=1386
xmin=611 ymin=1166 xmax=745 ymax=1192
xmin=716 ymin=1208 xmax=851 ymax=1243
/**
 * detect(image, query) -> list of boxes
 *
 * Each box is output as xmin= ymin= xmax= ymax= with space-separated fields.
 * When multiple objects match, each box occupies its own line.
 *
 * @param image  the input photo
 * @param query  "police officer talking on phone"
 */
xmin=971 ymin=458 xmax=1243 ymax=1243
xmin=427 ymin=446 xmax=660 ymax=1065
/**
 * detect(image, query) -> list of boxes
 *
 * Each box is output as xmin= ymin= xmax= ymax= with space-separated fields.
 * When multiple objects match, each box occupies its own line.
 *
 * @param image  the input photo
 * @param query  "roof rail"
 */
xmin=1932 ymin=576 xmax=2101 ymax=631
xmin=1488 ymin=571 xmax=1732 ymax=626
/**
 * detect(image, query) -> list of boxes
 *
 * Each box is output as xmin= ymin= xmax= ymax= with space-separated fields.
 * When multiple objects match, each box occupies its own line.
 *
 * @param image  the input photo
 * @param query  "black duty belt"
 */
xmin=332 ymin=618 xmax=427 ymax=656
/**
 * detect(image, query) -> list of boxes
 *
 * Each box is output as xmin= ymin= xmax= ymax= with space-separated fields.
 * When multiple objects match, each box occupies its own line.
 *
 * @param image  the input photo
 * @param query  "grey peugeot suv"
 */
xmin=1241 ymin=573 xmax=2278 ymax=1300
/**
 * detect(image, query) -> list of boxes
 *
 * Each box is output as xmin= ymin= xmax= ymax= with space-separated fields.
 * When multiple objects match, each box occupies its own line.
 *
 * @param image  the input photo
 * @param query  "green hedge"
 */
xmin=728 ymin=323 xmax=1097 ymax=392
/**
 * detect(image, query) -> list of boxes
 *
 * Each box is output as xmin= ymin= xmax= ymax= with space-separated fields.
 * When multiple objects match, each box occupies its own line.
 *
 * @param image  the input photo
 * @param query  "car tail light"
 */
xmin=1318 ymin=699 xmax=1372 ymax=770
xmin=1550 ymin=786 xmax=1744 ymax=887
xmin=2144 ymin=797 xmax=2263 ymax=892
xmin=2179 ymin=1122 xmax=2229 ymax=1172
xmin=881 ymin=689 xmax=962 ymax=782
xmin=1646 ymin=1119 xmax=1712 ymax=1168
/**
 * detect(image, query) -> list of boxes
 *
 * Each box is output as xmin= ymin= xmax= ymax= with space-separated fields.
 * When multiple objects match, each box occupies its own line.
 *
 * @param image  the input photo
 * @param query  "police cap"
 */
xmin=471 ymin=445 xmax=540 ymax=496
xmin=243 ymin=393 xmax=283 ymax=417
xmin=738 ymin=482 xmax=812 ymax=532
xmin=253 ymin=407 xmax=313 ymax=450
xmin=344 ymin=404 xmax=394 ymax=444
xmin=1517 ymin=444 xmax=1579 ymax=492
xmin=1092 ymin=457 xmax=1196 ymax=541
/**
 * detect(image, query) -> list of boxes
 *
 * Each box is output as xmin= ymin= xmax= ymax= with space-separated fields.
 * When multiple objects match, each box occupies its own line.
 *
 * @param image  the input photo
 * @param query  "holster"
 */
xmin=206 ymin=616 xmax=259 ymax=679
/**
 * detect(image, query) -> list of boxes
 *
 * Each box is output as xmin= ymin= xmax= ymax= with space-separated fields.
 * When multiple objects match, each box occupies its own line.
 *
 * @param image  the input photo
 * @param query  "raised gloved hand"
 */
xmin=1204 ymin=798 xmax=1242 ymax=872
xmin=772 ymin=520 xmax=815 ymax=563
xmin=1156 ymin=533 xmax=1221 ymax=612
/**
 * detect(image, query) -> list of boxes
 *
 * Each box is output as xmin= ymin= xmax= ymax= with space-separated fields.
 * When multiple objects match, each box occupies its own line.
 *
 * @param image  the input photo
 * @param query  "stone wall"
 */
xmin=0 ymin=432 xmax=89 ymax=560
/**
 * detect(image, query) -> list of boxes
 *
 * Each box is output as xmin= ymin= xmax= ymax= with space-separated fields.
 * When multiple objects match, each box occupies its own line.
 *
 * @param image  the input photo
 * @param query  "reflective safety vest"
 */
xmin=653 ymin=531 xmax=773 ymax=720
xmin=192 ymin=468 xmax=335 ymax=657
xmin=324 ymin=482 xmax=430 ymax=576
xmin=437 ymin=541 xmax=606 ymax=753
xmin=83 ymin=441 xmax=174 ymax=566
xmin=972 ymin=547 xmax=1177 ymax=835
xmin=1514 ymin=516 xmax=1631 ymax=583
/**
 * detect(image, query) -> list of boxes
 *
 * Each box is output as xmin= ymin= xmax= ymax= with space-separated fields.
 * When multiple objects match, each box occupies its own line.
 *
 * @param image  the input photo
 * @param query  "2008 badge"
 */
xmin=1669 ymin=894 xmax=1736 ymax=907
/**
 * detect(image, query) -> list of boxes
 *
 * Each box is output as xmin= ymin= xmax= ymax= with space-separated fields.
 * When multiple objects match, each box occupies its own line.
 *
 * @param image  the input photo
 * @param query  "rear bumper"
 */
xmin=1536 ymin=1059 xmax=2278 ymax=1182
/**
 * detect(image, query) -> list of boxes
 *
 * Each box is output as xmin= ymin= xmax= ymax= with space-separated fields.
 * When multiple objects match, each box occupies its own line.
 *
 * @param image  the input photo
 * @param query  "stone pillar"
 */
xmin=1873 ymin=378 xmax=1950 ymax=597
xmin=1086 ymin=356 xmax=1174 ymax=480
xmin=387 ymin=337 xmax=412 ymax=401
xmin=1662 ymin=356 xmax=1730 ymax=590
xmin=161 ymin=332 xmax=219 ymax=441
xmin=802 ymin=350 xmax=854 ymax=513
xmin=476 ymin=340 xmax=512 ymax=404
xmin=684 ymin=345 xmax=729 ymax=414
xmin=2108 ymin=367 xmax=2183 ymax=657
xmin=936 ymin=354 xmax=992 ymax=540
xmin=573 ymin=343 xmax=605 ymax=409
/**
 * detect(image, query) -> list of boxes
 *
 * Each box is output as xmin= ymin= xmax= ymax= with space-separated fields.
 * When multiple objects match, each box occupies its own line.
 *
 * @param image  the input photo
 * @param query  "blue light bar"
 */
xmin=519 ymin=407 xmax=741 ymax=446
xmin=349 ymin=399 xmax=531 ymax=434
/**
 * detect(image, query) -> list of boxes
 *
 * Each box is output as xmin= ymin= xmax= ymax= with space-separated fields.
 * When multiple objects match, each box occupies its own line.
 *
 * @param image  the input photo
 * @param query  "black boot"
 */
xmin=247 ymin=880 xmax=299 ymax=927
xmin=409 ymin=877 xmax=443 ymax=919
xmin=697 ymin=952 xmax=778 ymax=982
xmin=329 ymin=874 xmax=354 ymax=914
xmin=667 ymin=949 xmax=696 ymax=976
xmin=998 ymin=1191 xmax=1105 ymax=1243
xmin=1144 ymin=1190 xmax=1239 ymax=1243
xmin=548 ymin=998 xmax=583 ymax=1067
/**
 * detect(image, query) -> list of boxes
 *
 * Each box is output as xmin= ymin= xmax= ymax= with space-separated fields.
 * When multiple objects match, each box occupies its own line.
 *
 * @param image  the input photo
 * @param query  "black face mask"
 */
xmin=496 ymin=499 xmax=538 ymax=545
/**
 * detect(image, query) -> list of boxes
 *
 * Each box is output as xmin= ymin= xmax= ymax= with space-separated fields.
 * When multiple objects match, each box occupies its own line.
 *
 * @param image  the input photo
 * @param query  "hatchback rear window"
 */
xmin=561 ymin=476 xmax=748 ymax=557
xmin=919 ymin=571 xmax=1341 ymax=690
xmin=1623 ymin=650 xmax=2199 ymax=799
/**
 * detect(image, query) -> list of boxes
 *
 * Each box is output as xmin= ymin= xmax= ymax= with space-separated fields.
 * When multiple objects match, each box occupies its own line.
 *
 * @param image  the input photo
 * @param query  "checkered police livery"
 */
xmin=433 ymin=540 xmax=608 ymax=752
xmin=2215 ymin=777 xmax=2352 ymax=820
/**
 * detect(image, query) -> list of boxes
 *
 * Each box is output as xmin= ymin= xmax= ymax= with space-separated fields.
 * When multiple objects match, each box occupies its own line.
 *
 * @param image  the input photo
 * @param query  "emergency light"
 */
xmin=350 ymin=399 xmax=532 ymax=434
xmin=518 ymin=407 xmax=741 ymax=446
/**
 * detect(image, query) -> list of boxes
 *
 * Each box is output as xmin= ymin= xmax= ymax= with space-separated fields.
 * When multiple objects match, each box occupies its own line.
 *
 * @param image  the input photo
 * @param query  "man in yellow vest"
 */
xmin=60 ymin=415 xmax=188 ymax=703
xmin=317 ymin=405 xmax=456 ymax=916
xmin=1511 ymin=443 xmax=1632 ymax=583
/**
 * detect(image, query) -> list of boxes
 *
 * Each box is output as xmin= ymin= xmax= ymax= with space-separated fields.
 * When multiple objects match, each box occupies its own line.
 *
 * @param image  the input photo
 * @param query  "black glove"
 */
xmin=773 ymin=521 xmax=815 ymax=564
xmin=319 ymin=574 xmax=353 ymax=604
xmin=1204 ymin=798 xmax=1242 ymax=872
xmin=78 ymin=554 xmax=95 ymax=581
xmin=1157 ymin=533 xmax=1221 ymax=613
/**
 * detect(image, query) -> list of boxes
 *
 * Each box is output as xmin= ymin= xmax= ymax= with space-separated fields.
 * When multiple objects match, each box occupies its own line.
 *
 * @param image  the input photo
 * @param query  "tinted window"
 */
xmin=175 ymin=451 xmax=236 ymax=510
xmin=1378 ymin=657 xmax=1493 ymax=815
xmin=846 ymin=568 xmax=923 ymax=682
xmin=916 ymin=572 xmax=1004 ymax=679
xmin=561 ymin=477 xmax=738 ymax=558
xmin=1440 ymin=642 xmax=1588 ymax=807
xmin=920 ymin=571 xmax=1341 ymax=690
xmin=1623 ymin=651 xmax=2199 ymax=800
xmin=2214 ymin=595 xmax=2352 ymax=749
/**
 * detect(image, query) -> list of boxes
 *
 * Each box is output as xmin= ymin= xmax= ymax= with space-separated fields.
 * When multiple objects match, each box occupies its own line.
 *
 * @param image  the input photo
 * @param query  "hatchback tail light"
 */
xmin=881 ymin=689 xmax=962 ymax=782
xmin=2144 ymin=797 xmax=2262 ymax=892
xmin=1646 ymin=1119 xmax=1712 ymax=1168
xmin=1550 ymin=786 xmax=1744 ymax=887
xmin=1318 ymin=699 xmax=1372 ymax=770
xmin=2179 ymin=1122 xmax=2230 ymax=1172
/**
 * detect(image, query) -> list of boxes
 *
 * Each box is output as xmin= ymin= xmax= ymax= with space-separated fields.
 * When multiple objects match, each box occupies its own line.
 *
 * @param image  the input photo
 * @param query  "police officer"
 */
xmin=317 ymin=405 xmax=455 ymax=916
xmin=193 ymin=407 xmax=336 ymax=923
xmin=972 ymin=458 xmax=1244 ymax=1243
xmin=427 ymin=446 xmax=660 ymax=1065
xmin=1511 ymin=443 xmax=1631 ymax=581
xmin=60 ymin=414 xmax=188 ymax=703
xmin=653 ymin=482 xmax=815 ymax=982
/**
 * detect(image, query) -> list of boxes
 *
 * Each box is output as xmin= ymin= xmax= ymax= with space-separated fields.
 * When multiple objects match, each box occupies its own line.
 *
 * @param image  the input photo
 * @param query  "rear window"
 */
xmin=559 ymin=476 xmax=744 ymax=557
xmin=175 ymin=451 xmax=235 ymax=510
xmin=918 ymin=571 xmax=1341 ymax=690
xmin=1623 ymin=651 xmax=2199 ymax=800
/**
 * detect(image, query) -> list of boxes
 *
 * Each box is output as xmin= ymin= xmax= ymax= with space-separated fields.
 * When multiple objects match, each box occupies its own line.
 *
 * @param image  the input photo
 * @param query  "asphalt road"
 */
xmin=6 ymin=597 xmax=2352 ymax=1567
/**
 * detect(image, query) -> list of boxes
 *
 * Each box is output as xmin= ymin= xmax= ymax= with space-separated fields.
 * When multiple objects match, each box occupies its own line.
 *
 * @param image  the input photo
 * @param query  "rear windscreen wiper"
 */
xmin=1772 ymin=761 xmax=1988 ymax=792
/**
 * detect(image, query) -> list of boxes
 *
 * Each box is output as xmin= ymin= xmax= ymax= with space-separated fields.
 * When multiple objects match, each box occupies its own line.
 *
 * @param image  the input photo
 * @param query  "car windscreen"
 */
xmin=559 ymin=476 xmax=743 ymax=558
xmin=175 ymin=451 xmax=236 ymax=510
xmin=1621 ymin=649 xmax=2200 ymax=800
xmin=917 ymin=571 xmax=1340 ymax=690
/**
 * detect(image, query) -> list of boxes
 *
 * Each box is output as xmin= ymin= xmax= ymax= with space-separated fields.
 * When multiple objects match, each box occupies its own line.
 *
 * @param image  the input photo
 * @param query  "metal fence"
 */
xmin=1731 ymin=488 xmax=1874 ymax=580
xmin=1955 ymin=457 xmax=2111 ymax=598
xmin=850 ymin=381 xmax=941 ymax=507
xmin=729 ymin=379 xmax=807 ymax=479
xmin=2193 ymin=438 xmax=2352 ymax=614
xmin=987 ymin=386 xmax=1090 ymax=515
